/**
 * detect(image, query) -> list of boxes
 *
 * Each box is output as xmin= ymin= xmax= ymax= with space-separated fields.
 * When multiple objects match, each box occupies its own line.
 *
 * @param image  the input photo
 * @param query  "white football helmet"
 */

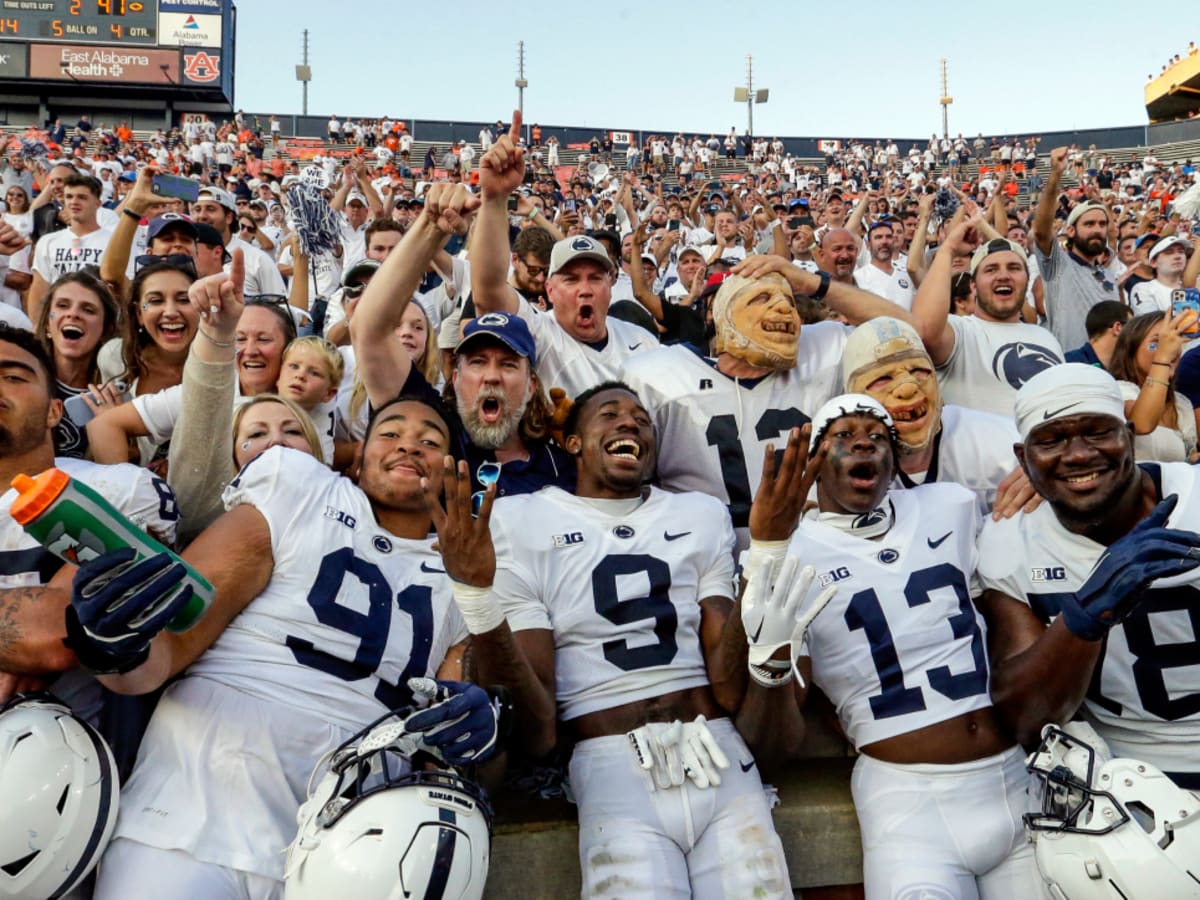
xmin=1025 ymin=723 xmax=1200 ymax=899
xmin=0 ymin=693 xmax=119 ymax=899
xmin=284 ymin=709 xmax=492 ymax=900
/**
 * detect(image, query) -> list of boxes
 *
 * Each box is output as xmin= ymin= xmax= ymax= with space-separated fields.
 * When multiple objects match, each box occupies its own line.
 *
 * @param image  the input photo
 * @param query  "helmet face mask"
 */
xmin=1025 ymin=724 xmax=1200 ymax=899
xmin=285 ymin=706 xmax=493 ymax=900
xmin=0 ymin=692 xmax=119 ymax=899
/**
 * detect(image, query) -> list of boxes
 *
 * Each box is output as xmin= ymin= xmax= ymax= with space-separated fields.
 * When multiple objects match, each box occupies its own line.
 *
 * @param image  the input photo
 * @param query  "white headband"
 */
xmin=1013 ymin=364 xmax=1126 ymax=441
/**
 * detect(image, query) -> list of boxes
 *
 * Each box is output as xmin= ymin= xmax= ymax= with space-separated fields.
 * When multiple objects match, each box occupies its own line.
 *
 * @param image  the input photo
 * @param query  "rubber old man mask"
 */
xmin=712 ymin=272 xmax=799 ymax=370
xmin=840 ymin=316 xmax=942 ymax=453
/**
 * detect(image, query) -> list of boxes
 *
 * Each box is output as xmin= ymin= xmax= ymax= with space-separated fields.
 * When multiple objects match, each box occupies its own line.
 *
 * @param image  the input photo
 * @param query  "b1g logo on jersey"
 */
xmin=819 ymin=566 xmax=853 ymax=586
xmin=552 ymin=531 xmax=585 ymax=548
xmin=324 ymin=506 xmax=357 ymax=529
xmin=1031 ymin=566 xmax=1067 ymax=582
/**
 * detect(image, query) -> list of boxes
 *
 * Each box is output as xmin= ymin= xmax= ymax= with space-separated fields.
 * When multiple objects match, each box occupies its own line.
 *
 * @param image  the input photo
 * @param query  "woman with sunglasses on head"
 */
xmin=1108 ymin=309 xmax=1199 ymax=463
xmin=90 ymin=256 xmax=200 ymax=468
xmin=36 ymin=270 xmax=123 ymax=458
xmin=3 ymin=185 xmax=33 ymax=239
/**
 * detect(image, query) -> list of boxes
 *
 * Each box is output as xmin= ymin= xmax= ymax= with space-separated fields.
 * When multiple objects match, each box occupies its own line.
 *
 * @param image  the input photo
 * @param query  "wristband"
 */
xmin=526 ymin=207 xmax=539 ymax=221
xmin=810 ymin=269 xmax=831 ymax=302
xmin=122 ymin=208 xmax=143 ymax=223
xmin=739 ymin=538 xmax=790 ymax=584
xmin=1145 ymin=377 xmax=1171 ymax=389
xmin=449 ymin=581 xmax=506 ymax=635
xmin=198 ymin=329 xmax=235 ymax=348
xmin=1151 ymin=361 xmax=1173 ymax=367
xmin=63 ymin=606 xmax=150 ymax=675
xmin=749 ymin=659 xmax=795 ymax=688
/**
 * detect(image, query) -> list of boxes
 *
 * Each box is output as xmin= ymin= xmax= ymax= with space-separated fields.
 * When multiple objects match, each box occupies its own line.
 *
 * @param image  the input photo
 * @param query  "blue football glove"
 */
xmin=65 ymin=547 xmax=194 ymax=674
xmin=404 ymin=679 xmax=503 ymax=766
xmin=1060 ymin=495 xmax=1200 ymax=641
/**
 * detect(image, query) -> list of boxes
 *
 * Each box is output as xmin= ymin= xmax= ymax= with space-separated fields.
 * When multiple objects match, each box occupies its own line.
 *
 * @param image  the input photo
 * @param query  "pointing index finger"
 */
xmin=509 ymin=109 xmax=522 ymax=144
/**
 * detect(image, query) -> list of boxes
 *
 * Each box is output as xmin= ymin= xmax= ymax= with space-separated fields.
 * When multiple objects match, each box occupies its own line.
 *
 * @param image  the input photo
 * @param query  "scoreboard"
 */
xmin=0 ymin=0 xmax=159 ymax=46
xmin=0 ymin=0 xmax=234 ymax=102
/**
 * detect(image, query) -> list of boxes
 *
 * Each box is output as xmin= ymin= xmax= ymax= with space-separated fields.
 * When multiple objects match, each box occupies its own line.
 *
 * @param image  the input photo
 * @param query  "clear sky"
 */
xmin=233 ymin=0 xmax=1171 ymax=139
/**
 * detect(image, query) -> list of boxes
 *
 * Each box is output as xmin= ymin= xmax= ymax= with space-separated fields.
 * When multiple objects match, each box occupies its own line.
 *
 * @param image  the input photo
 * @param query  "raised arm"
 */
xmin=166 ymin=251 xmax=244 ymax=544
xmin=470 ymin=111 xmax=526 ymax=317
xmin=353 ymin=183 xmax=478 ymax=409
xmin=628 ymin=220 xmax=665 ymax=322
xmin=99 ymin=165 xmax=159 ymax=297
xmin=1032 ymin=147 xmax=1068 ymax=256
xmin=425 ymin=460 xmax=558 ymax=758
xmin=909 ymin=217 xmax=984 ymax=365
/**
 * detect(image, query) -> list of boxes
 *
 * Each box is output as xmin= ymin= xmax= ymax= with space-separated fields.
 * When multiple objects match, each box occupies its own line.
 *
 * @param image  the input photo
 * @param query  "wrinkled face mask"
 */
xmin=849 ymin=351 xmax=942 ymax=453
xmin=713 ymin=273 xmax=799 ymax=370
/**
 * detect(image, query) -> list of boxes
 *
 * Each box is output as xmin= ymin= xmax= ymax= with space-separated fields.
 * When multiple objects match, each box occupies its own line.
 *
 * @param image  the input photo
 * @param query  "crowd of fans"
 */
xmin=0 ymin=102 xmax=1198 ymax=900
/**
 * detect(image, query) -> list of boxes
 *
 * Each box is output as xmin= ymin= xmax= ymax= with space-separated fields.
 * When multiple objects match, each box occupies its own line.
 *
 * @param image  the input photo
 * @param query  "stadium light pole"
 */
xmin=733 ymin=55 xmax=768 ymax=138
xmin=515 ymin=41 xmax=528 ymax=143
xmin=296 ymin=30 xmax=312 ymax=117
xmin=939 ymin=58 xmax=953 ymax=140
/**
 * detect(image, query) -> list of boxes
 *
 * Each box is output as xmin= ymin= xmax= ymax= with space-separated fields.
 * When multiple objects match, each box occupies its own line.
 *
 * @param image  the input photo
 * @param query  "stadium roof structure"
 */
xmin=1146 ymin=55 xmax=1200 ymax=122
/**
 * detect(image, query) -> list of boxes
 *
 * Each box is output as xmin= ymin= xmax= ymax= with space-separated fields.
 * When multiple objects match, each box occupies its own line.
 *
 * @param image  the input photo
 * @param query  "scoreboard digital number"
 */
xmin=0 ymin=0 xmax=158 ymax=46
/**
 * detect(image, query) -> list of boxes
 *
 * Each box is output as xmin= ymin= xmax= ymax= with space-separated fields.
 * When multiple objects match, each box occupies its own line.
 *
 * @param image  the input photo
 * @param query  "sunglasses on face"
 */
xmin=135 ymin=253 xmax=197 ymax=276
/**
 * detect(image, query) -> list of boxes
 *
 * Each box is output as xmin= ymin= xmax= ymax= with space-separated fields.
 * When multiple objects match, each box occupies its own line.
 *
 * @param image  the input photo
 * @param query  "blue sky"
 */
xmin=233 ymin=1 xmax=1167 ymax=139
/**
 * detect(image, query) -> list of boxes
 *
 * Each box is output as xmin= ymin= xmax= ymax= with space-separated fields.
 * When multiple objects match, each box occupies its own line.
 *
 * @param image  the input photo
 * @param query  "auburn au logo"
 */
xmin=183 ymin=51 xmax=220 ymax=83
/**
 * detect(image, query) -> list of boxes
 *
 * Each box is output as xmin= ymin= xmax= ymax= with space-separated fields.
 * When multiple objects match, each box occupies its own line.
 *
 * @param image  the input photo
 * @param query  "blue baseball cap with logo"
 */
xmin=456 ymin=312 xmax=537 ymax=365
xmin=146 ymin=212 xmax=198 ymax=242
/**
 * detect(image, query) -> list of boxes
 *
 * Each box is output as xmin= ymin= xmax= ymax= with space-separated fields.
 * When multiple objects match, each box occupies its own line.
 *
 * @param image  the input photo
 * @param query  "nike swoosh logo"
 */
xmin=420 ymin=562 xmax=446 ymax=573
xmin=927 ymin=531 xmax=952 ymax=549
xmin=664 ymin=531 xmax=691 ymax=541
xmin=748 ymin=621 xmax=763 ymax=642
xmin=627 ymin=343 xmax=642 ymax=351
xmin=739 ymin=759 xmax=757 ymax=773
xmin=1043 ymin=403 xmax=1080 ymax=420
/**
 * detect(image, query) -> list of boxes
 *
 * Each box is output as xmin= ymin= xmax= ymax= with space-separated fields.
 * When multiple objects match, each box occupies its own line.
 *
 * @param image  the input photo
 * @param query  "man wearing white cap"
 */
xmin=330 ymin=157 xmax=382 ymax=268
xmin=977 ymin=364 xmax=1200 ymax=787
xmin=1032 ymin=147 xmax=1120 ymax=350
xmin=1128 ymin=234 xmax=1196 ymax=316
xmin=911 ymin=218 xmax=1063 ymax=418
xmin=472 ymin=113 xmax=658 ymax=398
xmin=841 ymin=316 xmax=1019 ymax=517
xmin=191 ymin=186 xmax=286 ymax=296
xmin=754 ymin=395 xmax=1039 ymax=899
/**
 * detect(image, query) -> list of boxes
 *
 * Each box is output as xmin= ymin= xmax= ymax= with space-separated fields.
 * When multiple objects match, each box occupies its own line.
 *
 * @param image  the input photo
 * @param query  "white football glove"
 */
xmin=628 ymin=717 xmax=729 ymax=790
xmin=678 ymin=715 xmax=730 ymax=789
xmin=742 ymin=555 xmax=836 ymax=688
xmin=628 ymin=721 xmax=684 ymax=791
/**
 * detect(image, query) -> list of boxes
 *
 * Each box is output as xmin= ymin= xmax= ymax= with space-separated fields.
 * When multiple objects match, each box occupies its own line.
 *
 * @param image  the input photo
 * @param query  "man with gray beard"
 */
xmin=446 ymin=311 xmax=575 ymax=499
xmin=351 ymin=181 xmax=575 ymax=501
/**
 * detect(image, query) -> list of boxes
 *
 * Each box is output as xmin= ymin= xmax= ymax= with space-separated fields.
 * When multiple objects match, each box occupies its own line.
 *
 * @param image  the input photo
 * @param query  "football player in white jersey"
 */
xmin=977 ymin=363 xmax=1200 ymax=788
xmin=61 ymin=356 xmax=503 ymax=896
xmin=757 ymin=394 xmax=1039 ymax=899
xmin=840 ymin=315 xmax=1026 ymax=519
xmin=622 ymin=255 xmax=914 ymax=553
xmin=910 ymin=218 xmax=1063 ymax=418
xmin=472 ymin=112 xmax=658 ymax=399
xmin=0 ymin=326 xmax=179 ymax=728
xmin=450 ymin=381 xmax=792 ymax=899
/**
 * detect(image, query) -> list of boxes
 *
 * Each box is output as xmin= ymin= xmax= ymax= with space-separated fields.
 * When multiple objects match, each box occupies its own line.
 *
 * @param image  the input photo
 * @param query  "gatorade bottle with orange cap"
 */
xmin=9 ymin=467 xmax=214 ymax=632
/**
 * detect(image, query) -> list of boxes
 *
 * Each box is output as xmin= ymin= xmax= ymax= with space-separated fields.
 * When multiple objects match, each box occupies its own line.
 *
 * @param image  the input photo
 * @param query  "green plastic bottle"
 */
xmin=10 ymin=467 xmax=213 ymax=632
